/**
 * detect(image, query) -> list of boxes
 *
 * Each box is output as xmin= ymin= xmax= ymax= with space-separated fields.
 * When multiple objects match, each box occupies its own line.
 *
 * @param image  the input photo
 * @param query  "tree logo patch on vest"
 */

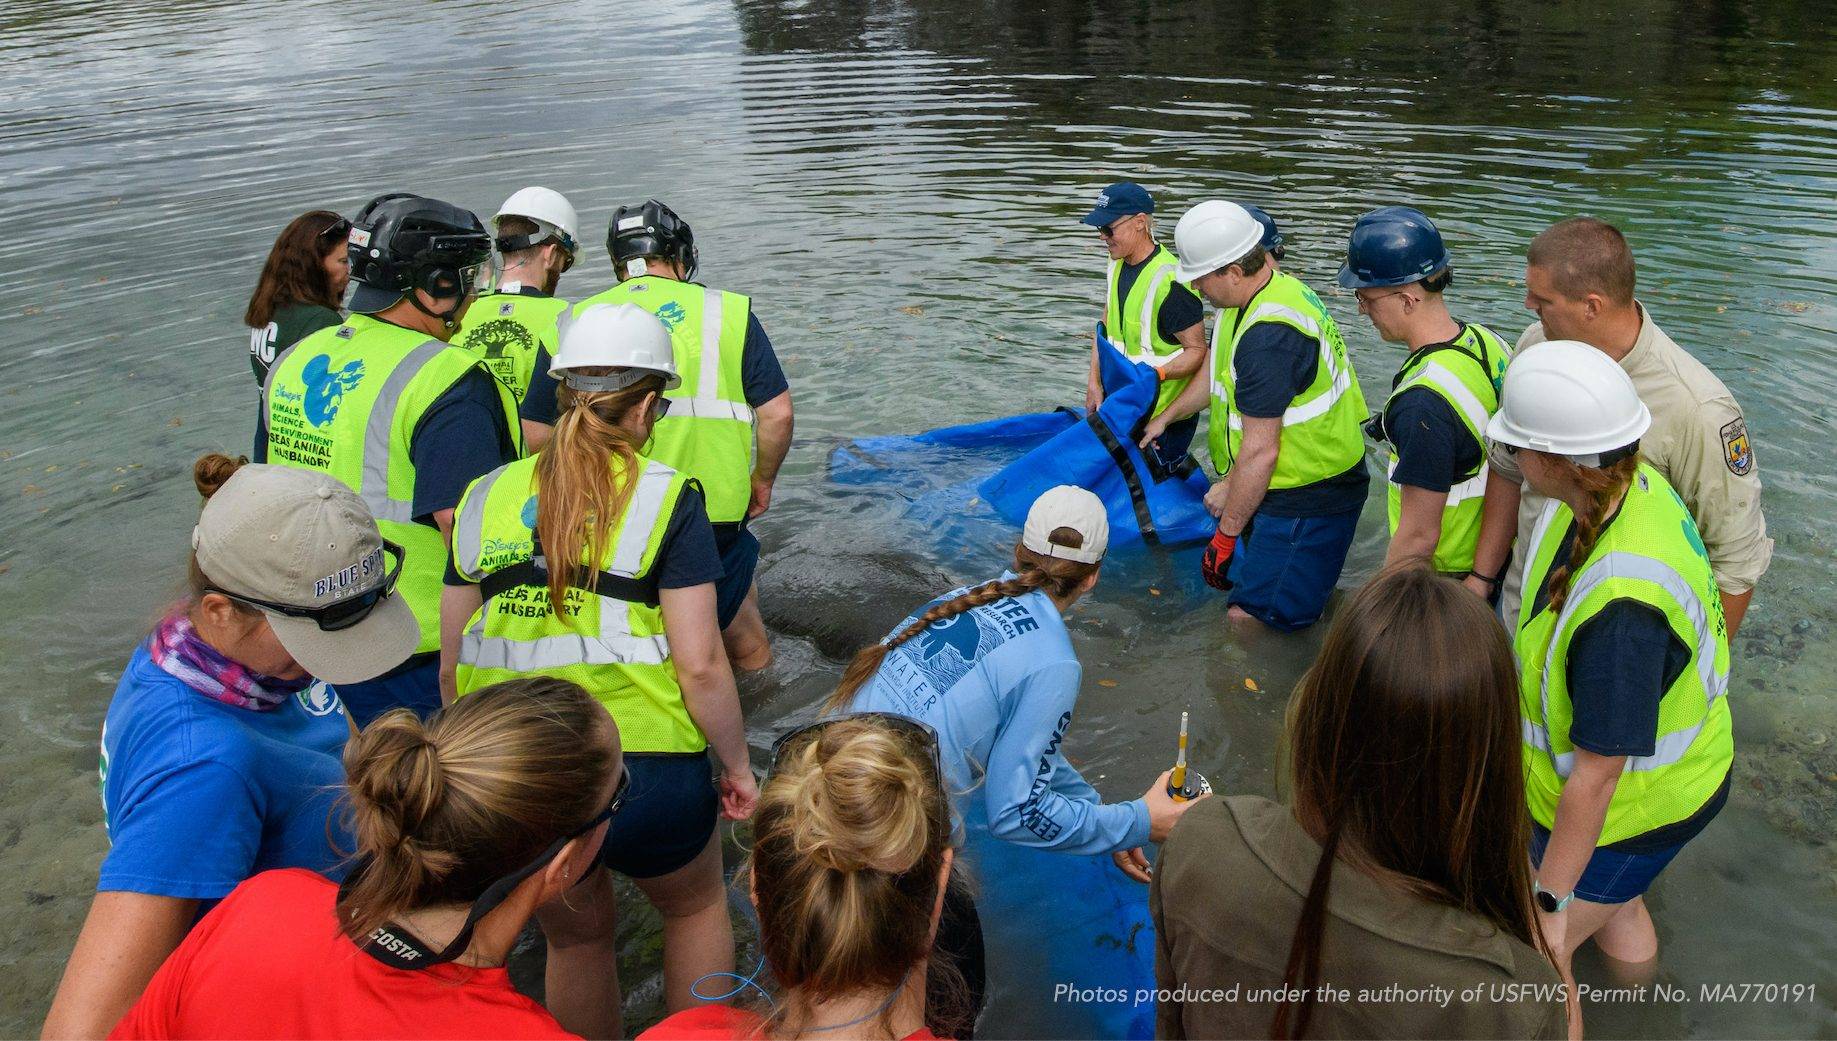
xmin=655 ymin=302 xmax=687 ymax=330
xmin=301 ymin=354 xmax=366 ymax=426
xmin=462 ymin=318 xmax=534 ymax=362
xmin=521 ymin=495 xmax=538 ymax=530
xmin=1720 ymin=418 xmax=1753 ymax=476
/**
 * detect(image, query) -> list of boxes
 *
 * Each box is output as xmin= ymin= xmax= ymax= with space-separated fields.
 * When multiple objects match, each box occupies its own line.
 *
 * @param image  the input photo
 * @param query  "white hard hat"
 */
xmin=1173 ymin=201 xmax=1264 ymax=283
xmin=548 ymin=303 xmax=681 ymax=392
xmin=1486 ymin=339 xmax=1650 ymax=461
xmin=494 ymin=186 xmax=580 ymax=253
xmin=1023 ymin=485 xmax=1109 ymax=565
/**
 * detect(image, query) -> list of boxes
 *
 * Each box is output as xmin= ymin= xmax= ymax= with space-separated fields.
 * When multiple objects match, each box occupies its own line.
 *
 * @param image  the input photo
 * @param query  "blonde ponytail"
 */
xmin=1545 ymin=454 xmax=1641 ymax=612
xmin=533 ymin=377 xmax=664 ymax=619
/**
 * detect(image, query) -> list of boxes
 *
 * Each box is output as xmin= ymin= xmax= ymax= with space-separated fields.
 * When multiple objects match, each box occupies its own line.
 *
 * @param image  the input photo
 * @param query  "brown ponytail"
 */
xmin=1544 ymin=454 xmax=1641 ymax=612
xmin=825 ymin=529 xmax=1099 ymax=713
xmin=336 ymin=676 xmax=618 ymax=941
xmin=533 ymin=376 xmax=666 ymax=618
xmin=185 ymin=454 xmax=254 ymax=611
xmin=749 ymin=716 xmax=957 ymax=1037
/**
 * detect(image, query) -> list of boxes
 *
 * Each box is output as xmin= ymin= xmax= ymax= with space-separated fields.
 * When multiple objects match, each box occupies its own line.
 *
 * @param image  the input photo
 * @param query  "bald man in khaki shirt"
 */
xmin=1468 ymin=219 xmax=1771 ymax=634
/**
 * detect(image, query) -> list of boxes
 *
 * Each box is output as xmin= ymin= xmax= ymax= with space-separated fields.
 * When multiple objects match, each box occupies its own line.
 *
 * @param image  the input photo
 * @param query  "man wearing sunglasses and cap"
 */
xmin=452 ymin=186 xmax=582 ymax=408
xmin=257 ymin=193 xmax=522 ymax=726
xmin=43 ymin=460 xmax=419 ymax=1040
xmin=1081 ymin=182 xmax=1209 ymax=468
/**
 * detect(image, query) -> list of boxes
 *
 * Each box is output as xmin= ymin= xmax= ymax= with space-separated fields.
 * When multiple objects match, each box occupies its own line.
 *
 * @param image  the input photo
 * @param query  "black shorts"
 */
xmin=713 ymin=525 xmax=760 ymax=630
xmin=598 ymin=751 xmax=719 ymax=879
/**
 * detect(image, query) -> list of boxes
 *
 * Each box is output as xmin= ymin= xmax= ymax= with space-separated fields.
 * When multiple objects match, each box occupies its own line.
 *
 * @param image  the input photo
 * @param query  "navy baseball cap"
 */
xmin=1081 ymin=182 xmax=1154 ymax=227
xmin=1240 ymin=203 xmax=1285 ymax=256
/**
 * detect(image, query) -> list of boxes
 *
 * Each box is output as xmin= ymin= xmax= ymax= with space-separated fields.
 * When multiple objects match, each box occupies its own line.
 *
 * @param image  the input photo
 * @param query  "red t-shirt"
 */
xmin=639 ymin=1004 xmax=941 ymax=1040
xmin=110 ymin=868 xmax=577 ymax=1040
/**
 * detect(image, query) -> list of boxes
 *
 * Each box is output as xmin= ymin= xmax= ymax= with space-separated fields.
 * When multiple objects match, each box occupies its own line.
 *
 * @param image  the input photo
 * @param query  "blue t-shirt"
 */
xmin=253 ymin=367 xmax=517 ymax=523
xmin=842 ymin=575 xmax=1151 ymax=856
xmin=98 ymin=647 xmax=352 ymax=903
xmin=519 ymin=308 xmax=789 ymax=426
xmin=1230 ymin=323 xmax=1369 ymax=517
xmin=1385 ymin=386 xmax=1481 ymax=494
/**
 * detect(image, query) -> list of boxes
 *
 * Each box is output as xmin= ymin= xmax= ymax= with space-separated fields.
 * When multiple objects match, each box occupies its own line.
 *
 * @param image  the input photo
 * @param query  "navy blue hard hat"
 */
xmin=1337 ymin=206 xmax=1451 ymax=289
xmin=1081 ymin=182 xmax=1154 ymax=226
xmin=1240 ymin=203 xmax=1285 ymax=257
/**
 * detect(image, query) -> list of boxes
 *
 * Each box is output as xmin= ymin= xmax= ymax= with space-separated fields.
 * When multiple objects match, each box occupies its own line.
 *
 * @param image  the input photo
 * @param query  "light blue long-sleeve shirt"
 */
xmin=843 ymin=573 xmax=1151 ymax=856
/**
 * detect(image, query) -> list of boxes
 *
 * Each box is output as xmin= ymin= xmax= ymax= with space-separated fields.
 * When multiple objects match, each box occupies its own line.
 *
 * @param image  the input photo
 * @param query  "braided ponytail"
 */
xmin=825 ymin=528 xmax=1100 ymax=713
xmin=1545 ymin=454 xmax=1641 ymax=612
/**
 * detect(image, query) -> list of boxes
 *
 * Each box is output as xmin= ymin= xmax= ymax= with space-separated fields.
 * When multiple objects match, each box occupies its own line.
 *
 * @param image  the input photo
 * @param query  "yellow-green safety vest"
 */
xmin=263 ymin=313 xmax=519 ymax=654
xmin=567 ymin=276 xmax=755 ymax=523
xmin=1514 ymin=463 xmax=1732 ymax=845
xmin=1207 ymin=271 xmax=1368 ymax=489
xmin=1381 ymin=323 xmax=1511 ymax=573
xmin=1104 ymin=244 xmax=1191 ymax=417
xmin=451 ymin=284 xmax=569 ymax=407
xmin=449 ymin=453 xmax=706 ymax=754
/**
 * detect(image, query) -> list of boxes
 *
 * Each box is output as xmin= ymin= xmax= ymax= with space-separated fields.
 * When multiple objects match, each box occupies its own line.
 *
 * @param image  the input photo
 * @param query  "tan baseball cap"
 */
xmin=1023 ymin=486 xmax=1109 ymax=564
xmin=191 ymin=465 xmax=419 ymax=685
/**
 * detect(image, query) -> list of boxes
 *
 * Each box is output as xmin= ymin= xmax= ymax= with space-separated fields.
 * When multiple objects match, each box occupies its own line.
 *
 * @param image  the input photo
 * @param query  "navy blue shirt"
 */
xmin=442 ymin=481 xmax=722 ymax=590
xmin=1231 ymin=323 xmax=1369 ymax=517
xmin=254 ymin=366 xmax=516 ymax=524
xmin=1386 ymin=387 xmax=1481 ymax=493
xmin=1528 ymin=518 xmax=1724 ymax=852
xmin=521 ymin=308 xmax=788 ymax=426
xmin=1113 ymin=253 xmax=1204 ymax=343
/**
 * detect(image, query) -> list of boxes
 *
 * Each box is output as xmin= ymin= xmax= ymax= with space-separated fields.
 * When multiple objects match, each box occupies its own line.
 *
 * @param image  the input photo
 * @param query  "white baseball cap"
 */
xmin=1023 ymin=486 xmax=1109 ymax=565
xmin=192 ymin=465 xmax=419 ymax=684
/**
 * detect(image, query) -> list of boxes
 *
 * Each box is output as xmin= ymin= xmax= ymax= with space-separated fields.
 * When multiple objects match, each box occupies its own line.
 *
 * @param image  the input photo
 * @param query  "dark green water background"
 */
xmin=3 ymin=0 xmax=1835 ymax=1035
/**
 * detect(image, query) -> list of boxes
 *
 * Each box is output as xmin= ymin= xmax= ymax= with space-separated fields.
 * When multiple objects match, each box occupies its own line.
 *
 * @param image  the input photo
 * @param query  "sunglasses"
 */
xmin=208 ymin=540 xmax=404 ymax=632
xmin=1097 ymin=216 xmax=1137 ymax=240
xmin=320 ymin=217 xmax=352 ymax=242
xmin=771 ymin=712 xmax=945 ymax=789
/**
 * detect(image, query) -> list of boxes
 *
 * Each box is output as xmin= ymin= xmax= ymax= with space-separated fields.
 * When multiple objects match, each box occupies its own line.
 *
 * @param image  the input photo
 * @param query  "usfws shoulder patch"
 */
xmin=1721 ymin=417 xmax=1754 ymax=476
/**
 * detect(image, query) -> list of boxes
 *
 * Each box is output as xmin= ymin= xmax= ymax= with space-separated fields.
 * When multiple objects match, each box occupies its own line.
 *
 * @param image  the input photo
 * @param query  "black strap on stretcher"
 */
xmin=1060 ymin=406 xmax=1162 ymax=546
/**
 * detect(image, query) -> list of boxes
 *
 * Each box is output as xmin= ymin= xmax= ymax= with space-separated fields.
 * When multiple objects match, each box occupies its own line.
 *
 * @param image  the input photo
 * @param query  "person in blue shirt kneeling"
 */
xmin=43 ymin=454 xmax=420 ymax=1040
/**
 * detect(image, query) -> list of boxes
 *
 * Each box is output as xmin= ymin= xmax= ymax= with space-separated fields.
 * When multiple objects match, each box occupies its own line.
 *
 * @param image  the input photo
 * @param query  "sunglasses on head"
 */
xmin=208 ymin=540 xmax=404 ymax=632
xmin=320 ymin=217 xmax=352 ymax=242
xmin=771 ymin=712 xmax=945 ymax=789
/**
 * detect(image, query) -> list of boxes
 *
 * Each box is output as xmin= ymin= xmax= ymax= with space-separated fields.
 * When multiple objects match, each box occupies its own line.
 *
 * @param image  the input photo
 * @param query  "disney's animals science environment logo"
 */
xmin=301 ymin=354 xmax=366 ymax=426
xmin=655 ymin=302 xmax=687 ymax=330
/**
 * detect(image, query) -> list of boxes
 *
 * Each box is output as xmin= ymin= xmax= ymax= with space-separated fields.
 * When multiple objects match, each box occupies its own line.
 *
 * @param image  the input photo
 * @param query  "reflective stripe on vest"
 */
xmin=456 ymin=462 xmax=677 ymax=672
xmin=1524 ymin=551 xmax=1730 ymax=779
xmin=361 ymin=340 xmax=448 ymax=524
xmin=1222 ymin=302 xmax=1353 ymax=431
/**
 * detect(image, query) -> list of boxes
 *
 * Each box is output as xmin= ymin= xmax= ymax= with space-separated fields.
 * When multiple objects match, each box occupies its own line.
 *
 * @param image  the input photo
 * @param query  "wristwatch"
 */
xmin=1533 ymin=881 xmax=1573 ymax=914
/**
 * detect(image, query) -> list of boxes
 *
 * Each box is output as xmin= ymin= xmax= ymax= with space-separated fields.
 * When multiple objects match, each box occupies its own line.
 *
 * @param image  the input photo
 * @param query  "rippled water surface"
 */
xmin=4 ymin=1 xmax=1836 ymax=1036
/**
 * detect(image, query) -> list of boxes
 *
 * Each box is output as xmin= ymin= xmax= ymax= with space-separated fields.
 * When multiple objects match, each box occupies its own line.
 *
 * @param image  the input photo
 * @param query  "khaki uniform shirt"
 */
xmin=1494 ymin=304 xmax=1772 ymax=623
xmin=1151 ymin=796 xmax=1566 ymax=1041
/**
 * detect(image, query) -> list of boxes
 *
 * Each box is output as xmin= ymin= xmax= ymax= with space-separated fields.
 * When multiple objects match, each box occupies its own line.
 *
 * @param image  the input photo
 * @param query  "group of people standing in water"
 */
xmin=37 ymin=177 xmax=1766 ymax=1041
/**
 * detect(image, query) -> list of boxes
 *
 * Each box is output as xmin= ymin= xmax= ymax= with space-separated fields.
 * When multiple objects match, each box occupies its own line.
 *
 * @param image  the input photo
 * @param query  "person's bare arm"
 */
xmin=1154 ymin=321 xmax=1209 ymax=383
xmin=439 ymin=583 xmax=484 ymax=705
xmin=521 ymin=419 xmax=553 ymax=454
xmin=42 ymin=892 xmax=198 ymax=1039
xmin=1387 ymin=485 xmax=1449 ymax=567
xmin=1534 ymin=748 xmax=1622 ymax=964
xmin=1215 ymin=416 xmax=1279 ymax=535
xmin=748 ymin=390 xmax=793 ymax=520
xmin=1138 ymin=347 xmax=1215 ymax=446
xmin=1720 ymin=588 xmax=1752 ymax=638
xmin=1465 ymin=466 xmax=1523 ymax=599
xmin=660 ymin=583 xmax=757 ymax=819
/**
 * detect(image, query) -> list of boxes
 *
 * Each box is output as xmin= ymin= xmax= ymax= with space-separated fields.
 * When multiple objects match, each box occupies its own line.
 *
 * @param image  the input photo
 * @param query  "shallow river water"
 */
xmin=3 ymin=0 xmax=1836 ymax=1036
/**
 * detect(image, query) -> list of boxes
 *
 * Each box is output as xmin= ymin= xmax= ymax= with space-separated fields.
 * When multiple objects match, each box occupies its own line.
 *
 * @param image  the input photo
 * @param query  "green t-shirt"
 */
xmin=249 ymin=302 xmax=341 ymax=385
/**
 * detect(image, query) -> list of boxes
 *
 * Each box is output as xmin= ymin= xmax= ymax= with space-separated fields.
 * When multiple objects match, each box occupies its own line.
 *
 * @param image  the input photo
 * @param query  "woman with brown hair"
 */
xmin=110 ymin=676 xmax=621 ymax=1039
xmin=441 ymin=302 xmax=755 ymax=1038
xmin=1151 ymin=565 xmax=1569 ymax=1040
xmin=641 ymin=714 xmax=956 ymax=1040
xmin=244 ymin=209 xmax=350 ymax=385
xmin=1488 ymin=340 xmax=1732 ymax=976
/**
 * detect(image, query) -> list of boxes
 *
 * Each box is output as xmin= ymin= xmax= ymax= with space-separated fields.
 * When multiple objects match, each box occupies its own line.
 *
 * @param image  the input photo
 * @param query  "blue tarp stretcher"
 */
xmin=828 ymin=326 xmax=1216 ymax=555
xmin=826 ymin=327 xmax=1201 ymax=1040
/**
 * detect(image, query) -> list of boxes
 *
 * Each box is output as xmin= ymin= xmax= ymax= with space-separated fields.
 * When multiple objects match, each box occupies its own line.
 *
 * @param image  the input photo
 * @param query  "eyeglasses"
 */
xmin=1355 ymin=287 xmax=1409 ymax=310
xmin=320 ymin=217 xmax=352 ymax=242
xmin=771 ymin=712 xmax=945 ymax=791
xmin=208 ymin=539 xmax=404 ymax=632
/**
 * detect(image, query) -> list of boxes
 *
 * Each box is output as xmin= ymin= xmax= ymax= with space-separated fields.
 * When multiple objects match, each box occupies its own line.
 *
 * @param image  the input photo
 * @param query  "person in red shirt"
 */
xmin=111 ymin=676 xmax=625 ymax=1040
xmin=641 ymin=714 xmax=959 ymax=1041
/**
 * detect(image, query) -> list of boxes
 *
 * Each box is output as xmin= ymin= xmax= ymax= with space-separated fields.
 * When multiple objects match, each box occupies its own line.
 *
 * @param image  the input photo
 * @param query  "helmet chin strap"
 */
xmin=406 ymin=287 xmax=465 ymax=332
